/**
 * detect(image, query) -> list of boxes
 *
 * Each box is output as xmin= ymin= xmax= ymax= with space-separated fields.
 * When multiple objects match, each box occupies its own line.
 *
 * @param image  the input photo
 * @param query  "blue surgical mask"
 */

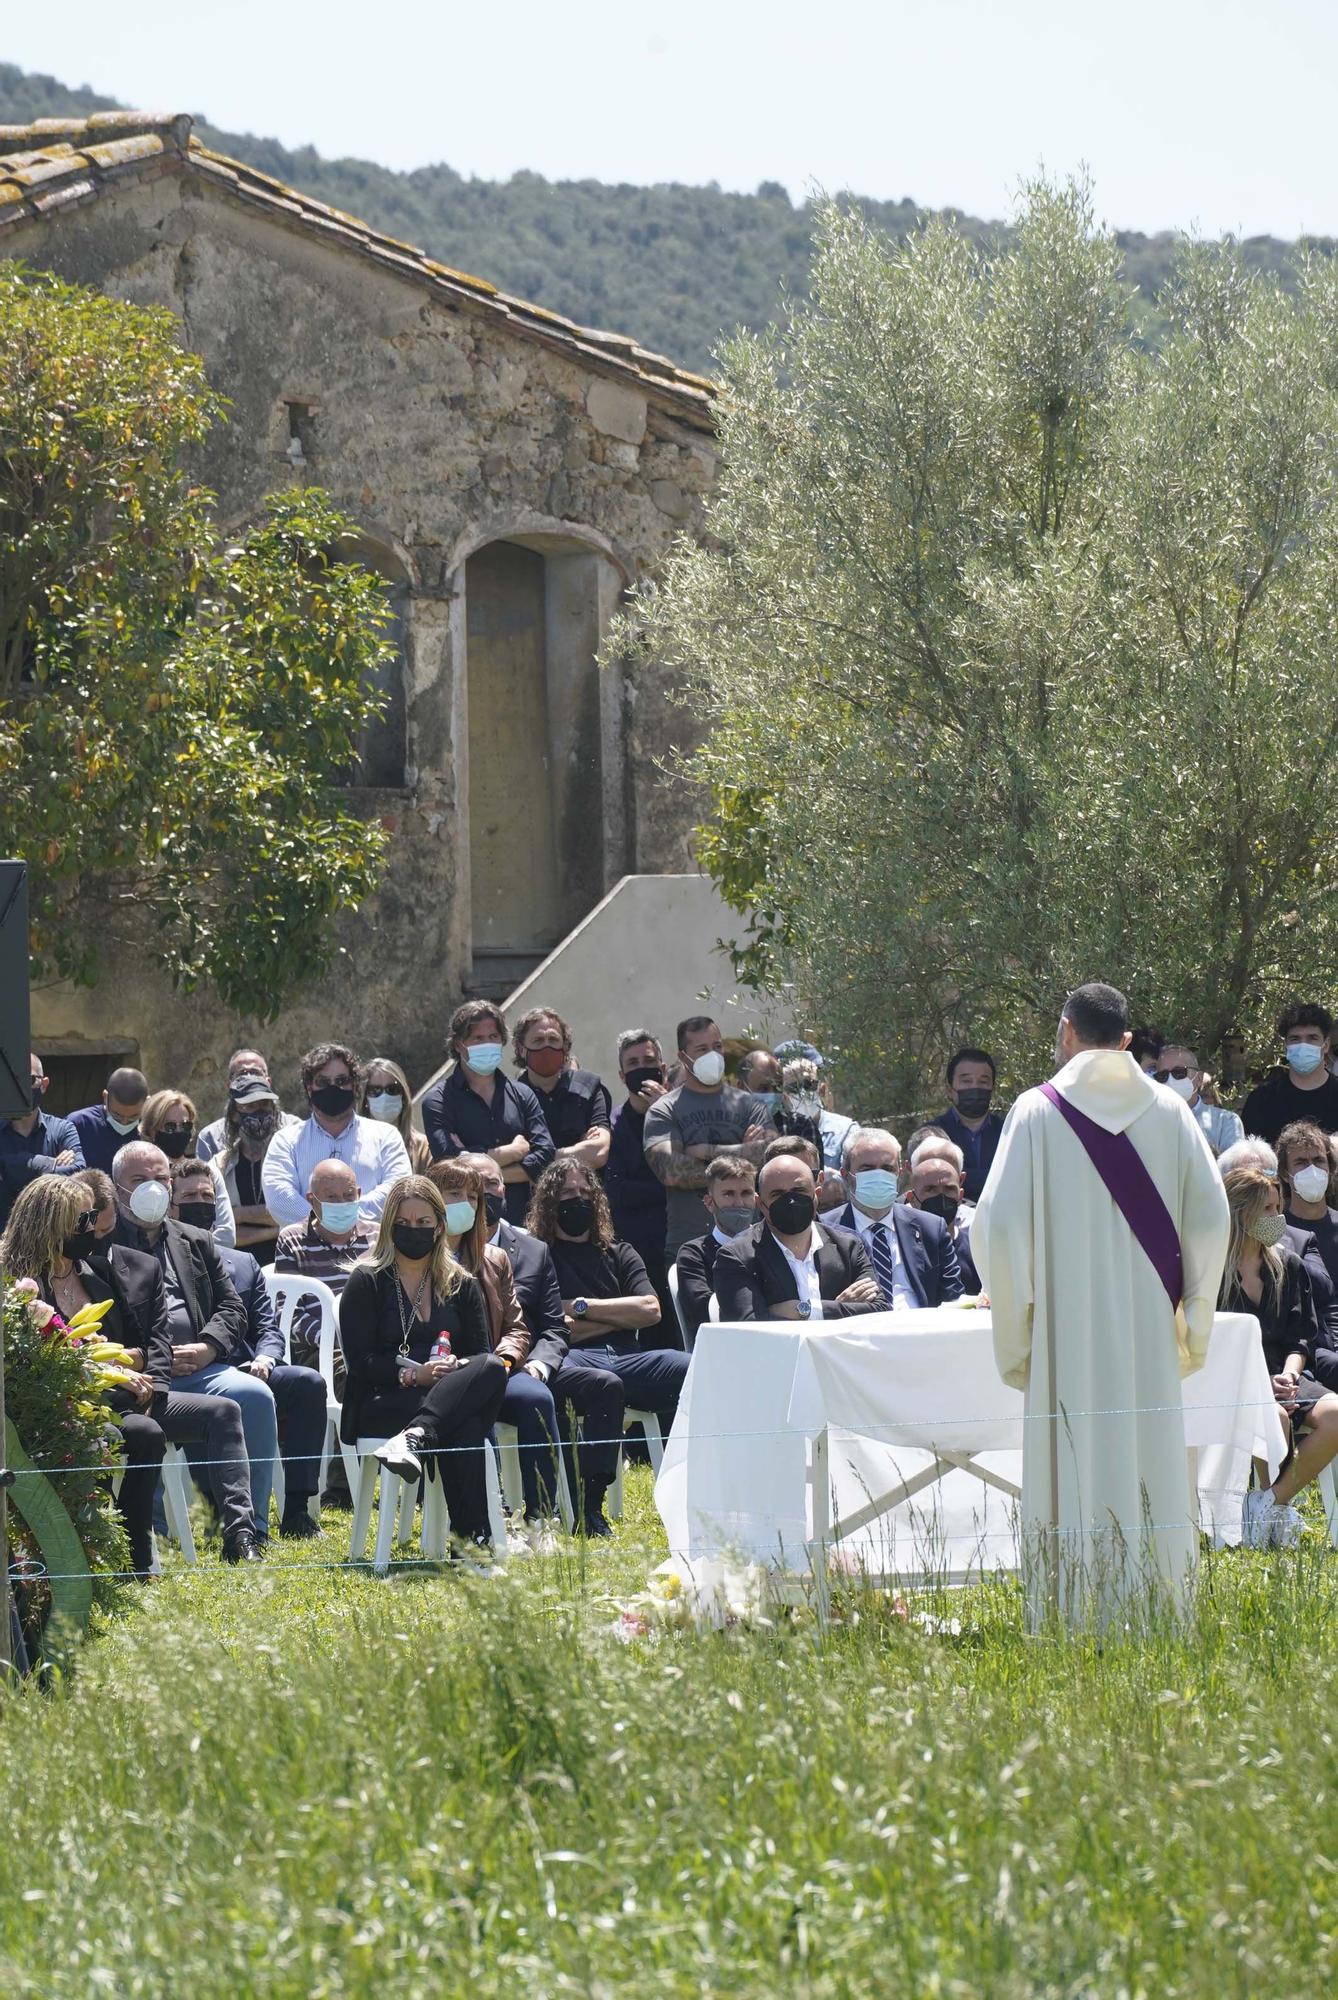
xmin=1286 ymin=1042 xmax=1325 ymax=1077
xmin=443 ymin=1199 xmax=477 ymax=1237
xmin=463 ymin=1042 xmax=504 ymax=1076
xmin=852 ymin=1167 xmax=898 ymax=1212
xmin=751 ymin=1091 xmax=781 ymax=1115
xmin=319 ymin=1199 xmax=359 ymax=1234
xmin=366 ymin=1091 xmax=403 ymax=1122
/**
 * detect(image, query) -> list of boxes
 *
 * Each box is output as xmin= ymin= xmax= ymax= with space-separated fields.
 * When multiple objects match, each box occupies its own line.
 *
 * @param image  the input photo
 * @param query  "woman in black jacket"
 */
xmin=1221 ymin=1165 xmax=1338 ymax=1548
xmin=339 ymin=1174 xmax=508 ymax=1552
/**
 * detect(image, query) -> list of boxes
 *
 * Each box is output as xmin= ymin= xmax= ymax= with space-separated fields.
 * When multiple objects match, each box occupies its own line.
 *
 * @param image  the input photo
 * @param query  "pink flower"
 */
xmin=11 ymin=1278 xmax=39 ymax=1298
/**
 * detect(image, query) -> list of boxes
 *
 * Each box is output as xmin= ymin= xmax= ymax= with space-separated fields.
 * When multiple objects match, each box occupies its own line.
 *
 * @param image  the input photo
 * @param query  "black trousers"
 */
xmin=360 ymin=1353 xmax=509 ymax=1543
xmin=114 ymin=1412 xmax=167 ymax=1575
xmin=549 ymin=1355 xmax=625 ymax=1519
xmin=157 ymin=1390 xmax=255 ymax=1540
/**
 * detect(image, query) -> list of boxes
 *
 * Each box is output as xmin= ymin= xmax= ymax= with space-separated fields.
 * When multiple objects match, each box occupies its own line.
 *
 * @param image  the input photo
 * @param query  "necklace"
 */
xmin=394 ymin=1262 xmax=431 ymax=1358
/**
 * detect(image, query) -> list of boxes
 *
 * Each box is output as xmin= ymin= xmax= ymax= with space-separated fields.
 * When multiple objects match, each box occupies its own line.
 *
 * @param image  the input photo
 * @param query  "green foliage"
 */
xmin=0 ymin=262 xmax=392 ymax=1017
xmin=0 ymin=62 xmax=1330 ymax=378
xmin=618 ymin=178 xmax=1338 ymax=1110
xmin=0 ymin=1470 xmax=1336 ymax=1992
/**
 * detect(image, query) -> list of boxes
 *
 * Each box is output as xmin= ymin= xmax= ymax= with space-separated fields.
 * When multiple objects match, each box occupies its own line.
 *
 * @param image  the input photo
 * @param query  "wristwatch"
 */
xmin=797 ymin=1299 xmax=812 ymax=1320
xmin=571 ymin=1298 xmax=589 ymax=1319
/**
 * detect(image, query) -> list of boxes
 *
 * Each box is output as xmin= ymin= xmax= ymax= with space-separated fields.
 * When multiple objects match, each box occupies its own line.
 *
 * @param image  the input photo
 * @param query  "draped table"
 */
xmin=654 ymin=1310 xmax=1287 ymax=1588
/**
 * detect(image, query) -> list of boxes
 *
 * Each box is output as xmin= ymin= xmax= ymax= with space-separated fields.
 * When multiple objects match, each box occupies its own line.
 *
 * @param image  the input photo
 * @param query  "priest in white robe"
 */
xmin=973 ymin=983 xmax=1229 ymax=1631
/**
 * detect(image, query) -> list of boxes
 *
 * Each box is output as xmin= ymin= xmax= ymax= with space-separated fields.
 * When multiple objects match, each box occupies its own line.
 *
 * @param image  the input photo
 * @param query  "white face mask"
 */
xmin=107 ymin=1111 xmax=141 ymax=1136
xmin=367 ymin=1091 xmax=403 ymax=1122
xmin=127 ymin=1180 xmax=171 ymax=1226
xmin=691 ymin=1050 xmax=725 ymax=1087
xmin=1292 ymin=1164 xmax=1331 ymax=1204
xmin=1165 ymin=1075 xmax=1196 ymax=1102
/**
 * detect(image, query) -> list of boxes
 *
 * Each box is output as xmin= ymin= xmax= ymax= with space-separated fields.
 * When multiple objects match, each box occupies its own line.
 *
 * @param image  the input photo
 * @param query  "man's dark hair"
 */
xmin=1277 ymin=1001 xmax=1334 ymax=1041
xmin=169 ymin=1155 xmax=213 ymax=1187
xmin=106 ymin=1067 xmax=148 ymax=1102
xmin=1128 ymin=1026 xmax=1163 ymax=1068
xmin=676 ymin=1014 xmax=716 ymax=1052
xmin=617 ymin=1028 xmax=662 ymax=1066
xmin=945 ymin=1046 xmax=996 ymax=1086
xmin=1062 ymin=983 xmax=1130 ymax=1049
xmin=299 ymin=1042 xmax=363 ymax=1093
xmin=763 ymin=1132 xmax=820 ymax=1170
xmin=446 ymin=1001 xmax=507 ymax=1054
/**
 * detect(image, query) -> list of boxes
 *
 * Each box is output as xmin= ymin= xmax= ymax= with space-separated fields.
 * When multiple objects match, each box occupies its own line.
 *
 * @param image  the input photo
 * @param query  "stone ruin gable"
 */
xmin=1 ymin=113 xmax=721 ymax=1095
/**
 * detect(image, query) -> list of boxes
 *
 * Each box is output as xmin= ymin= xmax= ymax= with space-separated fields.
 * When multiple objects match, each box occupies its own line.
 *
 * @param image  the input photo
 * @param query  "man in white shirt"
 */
xmin=826 ymin=1127 xmax=964 ymax=1309
xmin=712 ymin=1155 xmax=884 ymax=1321
xmin=261 ymin=1041 xmax=410 ymax=1231
xmin=1153 ymin=1042 xmax=1244 ymax=1158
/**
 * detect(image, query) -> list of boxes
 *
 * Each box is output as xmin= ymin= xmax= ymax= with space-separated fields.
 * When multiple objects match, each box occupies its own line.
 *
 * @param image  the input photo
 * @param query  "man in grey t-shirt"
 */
xmin=643 ymin=1014 xmax=774 ymax=1254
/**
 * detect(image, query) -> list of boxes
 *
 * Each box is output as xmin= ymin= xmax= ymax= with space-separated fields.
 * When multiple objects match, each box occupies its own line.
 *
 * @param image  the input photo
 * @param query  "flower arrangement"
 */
xmin=3 ymin=1279 xmax=132 ymax=1654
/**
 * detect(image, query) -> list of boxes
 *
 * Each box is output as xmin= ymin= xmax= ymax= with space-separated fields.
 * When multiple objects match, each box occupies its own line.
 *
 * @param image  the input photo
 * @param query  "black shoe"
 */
xmin=222 ymin=1529 xmax=264 ymax=1564
xmin=375 ymin=1427 xmax=429 ymax=1481
xmin=279 ymin=1507 xmax=322 ymax=1539
xmin=579 ymin=1513 xmax=613 ymax=1539
xmin=320 ymin=1485 xmax=354 ymax=1512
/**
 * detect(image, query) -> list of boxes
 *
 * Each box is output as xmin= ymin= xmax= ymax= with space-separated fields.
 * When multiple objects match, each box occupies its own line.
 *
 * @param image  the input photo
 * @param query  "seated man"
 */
xmin=935 ymin=1046 xmax=1004 ymax=1204
xmin=0 ymin=1050 xmax=85 ymax=1231
xmin=71 ymin=1066 xmax=149 ymax=1175
xmin=273 ymin=1158 xmax=374 ymax=1377
xmin=676 ymin=1156 xmax=758 ymax=1345
xmin=261 ymin=1042 xmax=411 ymax=1232
xmin=714 ymin=1154 xmax=884 ymax=1321
xmin=827 ymin=1127 xmax=963 ymax=1309
xmin=112 ymin=1139 xmax=278 ymax=1546
xmin=463 ymin=1151 xmax=626 ymax=1536
xmin=1154 ymin=1041 xmax=1244 ymax=1157
xmin=171 ymin=1159 xmax=327 ymax=1540
xmin=904 ymin=1137 xmax=979 ymax=1293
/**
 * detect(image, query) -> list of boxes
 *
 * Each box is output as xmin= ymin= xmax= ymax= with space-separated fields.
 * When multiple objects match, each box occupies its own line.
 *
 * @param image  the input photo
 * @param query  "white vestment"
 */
xmin=972 ymin=1049 xmax=1229 ymax=1630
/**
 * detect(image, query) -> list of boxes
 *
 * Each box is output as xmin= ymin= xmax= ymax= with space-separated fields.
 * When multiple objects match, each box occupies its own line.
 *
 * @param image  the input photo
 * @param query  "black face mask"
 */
xmin=484 ymin=1190 xmax=506 ymax=1228
xmin=954 ymin=1088 xmax=993 ymax=1119
xmin=625 ymin=1065 xmax=666 ymax=1094
xmin=239 ymin=1110 xmax=278 ymax=1141
xmin=63 ymin=1225 xmax=98 ymax=1262
xmin=391 ymin=1221 xmax=438 ymax=1261
xmin=310 ymin=1083 xmax=355 ymax=1116
xmin=557 ymin=1196 xmax=595 ymax=1236
xmin=768 ymin=1189 xmax=816 ymax=1235
xmin=158 ymin=1126 xmax=194 ymax=1160
xmin=917 ymin=1193 xmax=960 ymax=1226
xmin=176 ymin=1201 xmax=217 ymax=1231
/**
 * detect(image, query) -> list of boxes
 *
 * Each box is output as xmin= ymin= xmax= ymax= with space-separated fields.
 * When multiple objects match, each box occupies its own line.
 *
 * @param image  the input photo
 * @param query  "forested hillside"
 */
xmin=2 ymin=60 xmax=1327 ymax=374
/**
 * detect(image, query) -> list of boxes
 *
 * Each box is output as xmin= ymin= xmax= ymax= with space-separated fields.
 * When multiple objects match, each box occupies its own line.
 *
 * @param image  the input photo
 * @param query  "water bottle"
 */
xmin=429 ymin=1331 xmax=452 ymax=1364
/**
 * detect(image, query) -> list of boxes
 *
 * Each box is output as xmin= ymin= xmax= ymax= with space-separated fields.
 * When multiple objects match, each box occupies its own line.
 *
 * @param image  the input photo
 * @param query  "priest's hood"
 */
xmin=1049 ymin=1047 xmax=1158 ymax=1135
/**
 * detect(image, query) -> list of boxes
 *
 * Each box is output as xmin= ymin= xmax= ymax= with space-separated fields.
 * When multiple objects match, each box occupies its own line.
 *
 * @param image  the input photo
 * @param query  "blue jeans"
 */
xmin=171 ymin=1360 xmax=279 ymax=1536
xmin=495 ymin=1370 xmax=564 ymax=1519
xmin=266 ymin=1362 xmax=328 ymax=1502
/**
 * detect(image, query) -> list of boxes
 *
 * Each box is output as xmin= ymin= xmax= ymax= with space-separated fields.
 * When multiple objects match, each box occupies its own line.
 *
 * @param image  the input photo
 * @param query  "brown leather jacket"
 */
xmin=477 ymin=1243 xmax=532 ymax=1370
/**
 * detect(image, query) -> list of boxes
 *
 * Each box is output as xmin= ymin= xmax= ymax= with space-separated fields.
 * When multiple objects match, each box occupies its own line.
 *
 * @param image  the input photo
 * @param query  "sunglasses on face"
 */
xmin=74 ymin=1210 xmax=97 ymax=1232
xmin=1154 ymin=1067 xmax=1193 ymax=1082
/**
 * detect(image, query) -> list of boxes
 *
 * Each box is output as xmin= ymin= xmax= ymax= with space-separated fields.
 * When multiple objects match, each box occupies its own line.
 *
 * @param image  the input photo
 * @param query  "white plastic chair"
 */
xmin=349 ymin=1431 xmax=508 ymax=1574
xmin=263 ymin=1270 xmax=343 ymax=1519
xmin=494 ymin=1422 xmax=576 ymax=1531
xmin=1318 ymin=1459 xmax=1338 ymax=1548
xmin=607 ymin=1407 xmax=664 ymax=1522
xmin=667 ymin=1265 xmax=694 ymax=1350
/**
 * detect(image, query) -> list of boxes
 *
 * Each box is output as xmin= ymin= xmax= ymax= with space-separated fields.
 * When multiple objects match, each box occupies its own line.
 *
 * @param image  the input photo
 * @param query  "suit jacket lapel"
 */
xmin=891 ymin=1208 xmax=929 ymax=1308
xmin=757 ymin=1227 xmax=798 ymax=1302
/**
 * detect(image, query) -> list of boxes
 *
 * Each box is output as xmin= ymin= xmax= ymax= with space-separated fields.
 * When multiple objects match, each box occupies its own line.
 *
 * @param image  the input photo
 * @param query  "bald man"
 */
xmin=712 ymin=1154 xmax=884 ymax=1322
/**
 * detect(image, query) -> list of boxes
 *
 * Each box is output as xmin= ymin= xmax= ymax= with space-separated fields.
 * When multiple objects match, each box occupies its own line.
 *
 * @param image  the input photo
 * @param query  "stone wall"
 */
xmin=13 ymin=161 xmax=717 ymax=1108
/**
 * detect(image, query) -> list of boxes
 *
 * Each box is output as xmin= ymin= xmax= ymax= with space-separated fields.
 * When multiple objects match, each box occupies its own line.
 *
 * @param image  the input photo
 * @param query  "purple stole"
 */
xmin=1038 ymin=1082 xmax=1183 ymax=1309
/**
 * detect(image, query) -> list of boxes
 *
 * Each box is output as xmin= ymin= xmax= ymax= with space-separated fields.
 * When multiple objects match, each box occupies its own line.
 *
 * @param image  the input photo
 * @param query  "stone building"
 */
xmin=0 ymin=110 xmax=719 ymax=1108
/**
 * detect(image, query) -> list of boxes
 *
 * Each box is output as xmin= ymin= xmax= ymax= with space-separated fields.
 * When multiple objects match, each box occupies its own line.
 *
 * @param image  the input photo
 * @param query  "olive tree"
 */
xmin=618 ymin=180 xmax=1338 ymax=1108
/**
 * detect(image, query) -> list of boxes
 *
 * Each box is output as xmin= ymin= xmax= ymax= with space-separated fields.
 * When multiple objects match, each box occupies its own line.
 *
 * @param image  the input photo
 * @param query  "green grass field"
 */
xmin=1 ymin=1470 xmax=1333 ymax=1997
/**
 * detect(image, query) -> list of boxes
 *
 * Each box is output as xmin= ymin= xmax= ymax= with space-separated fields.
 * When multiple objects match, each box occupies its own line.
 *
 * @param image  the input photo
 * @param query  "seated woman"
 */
xmin=1221 ymin=1165 xmax=1338 ymax=1548
xmin=338 ymin=1174 xmax=508 ymax=1558
xmin=429 ymin=1157 xmax=572 ymax=1543
xmin=361 ymin=1056 xmax=431 ymax=1174
xmin=0 ymin=1175 xmax=166 ymax=1578
xmin=525 ymin=1158 xmax=688 ymax=1450
xmin=139 ymin=1090 xmax=237 ymax=1247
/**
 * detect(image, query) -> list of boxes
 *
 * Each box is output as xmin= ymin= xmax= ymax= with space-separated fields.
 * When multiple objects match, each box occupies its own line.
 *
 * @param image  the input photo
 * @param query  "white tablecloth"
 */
xmin=655 ymin=1310 xmax=1286 ymax=1579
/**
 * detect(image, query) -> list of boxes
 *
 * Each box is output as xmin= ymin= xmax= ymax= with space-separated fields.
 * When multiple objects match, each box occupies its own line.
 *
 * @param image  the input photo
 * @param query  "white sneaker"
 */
xmin=1241 ymin=1488 xmax=1277 ymax=1549
xmin=1271 ymin=1502 xmax=1304 ymax=1548
xmin=374 ymin=1427 xmax=428 ymax=1481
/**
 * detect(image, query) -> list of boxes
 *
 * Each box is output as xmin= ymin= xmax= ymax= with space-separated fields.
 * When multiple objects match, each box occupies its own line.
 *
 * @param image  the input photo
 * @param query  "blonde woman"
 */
xmin=337 ymin=1175 xmax=508 ymax=1552
xmin=138 ymin=1090 xmax=237 ymax=1246
xmin=360 ymin=1056 xmax=431 ymax=1173
xmin=1220 ymin=1165 xmax=1338 ymax=1547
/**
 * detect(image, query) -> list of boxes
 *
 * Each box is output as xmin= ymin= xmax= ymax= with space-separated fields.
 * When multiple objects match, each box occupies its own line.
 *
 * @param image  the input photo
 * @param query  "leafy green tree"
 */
xmin=619 ymin=180 xmax=1338 ymax=1110
xmin=0 ymin=262 xmax=392 ymax=1018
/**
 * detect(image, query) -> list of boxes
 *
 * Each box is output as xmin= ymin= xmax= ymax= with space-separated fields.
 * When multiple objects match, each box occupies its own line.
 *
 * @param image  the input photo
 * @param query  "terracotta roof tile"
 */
xmin=0 ymin=112 xmax=715 ymax=429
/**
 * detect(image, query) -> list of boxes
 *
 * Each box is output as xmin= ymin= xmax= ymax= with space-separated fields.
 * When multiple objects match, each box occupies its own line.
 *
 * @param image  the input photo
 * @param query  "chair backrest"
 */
xmin=667 ymin=1263 xmax=695 ymax=1349
xmin=708 ymin=1293 xmax=721 ymax=1323
xmin=263 ymin=1269 xmax=341 ymax=1391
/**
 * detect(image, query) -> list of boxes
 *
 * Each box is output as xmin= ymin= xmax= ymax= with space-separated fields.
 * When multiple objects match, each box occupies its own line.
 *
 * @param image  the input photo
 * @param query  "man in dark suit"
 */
xmin=463 ymin=1152 xmax=625 ymax=1532
xmin=169 ymin=1158 xmax=328 ymax=1539
xmin=826 ymin=1126 xmax=964 ymax=1309
xmin=97 ymin=1234 xmax=260 ymax=1562
xmin=112 ymin=1139 xmax=275 ymax=1550
xmin=713 ymin=1155 xmax=885 ymax=1321
xmin=675 ymin=1156 xmax=758 ymax=1345
xmin=903 ymin=1140 xmax=980 ymax=1294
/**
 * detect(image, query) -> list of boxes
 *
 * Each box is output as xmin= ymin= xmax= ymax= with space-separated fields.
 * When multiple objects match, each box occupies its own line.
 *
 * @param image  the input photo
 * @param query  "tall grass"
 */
xmin=0 ymin=1472 xmax=1332 ymax=1996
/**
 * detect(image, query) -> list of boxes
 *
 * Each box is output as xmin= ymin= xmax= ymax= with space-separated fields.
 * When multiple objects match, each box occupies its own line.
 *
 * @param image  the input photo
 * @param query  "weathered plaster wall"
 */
xmin=14 ymin=167 xmax=715 ymax=1102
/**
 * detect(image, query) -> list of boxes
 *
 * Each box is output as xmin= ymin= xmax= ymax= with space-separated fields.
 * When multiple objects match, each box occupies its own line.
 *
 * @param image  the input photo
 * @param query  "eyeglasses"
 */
xmin=74 ymin=1210 xmax=97 ymax=1232
xmin=1154 ymin=1067 xmax=1192 ymax=1082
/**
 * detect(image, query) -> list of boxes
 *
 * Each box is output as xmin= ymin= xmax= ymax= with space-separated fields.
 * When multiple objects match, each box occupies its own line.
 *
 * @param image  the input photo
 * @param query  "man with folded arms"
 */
xmin=974 ymin=981 xmax=1229 ymax=1631
xmin=713 ymin=1154 xmax=884 ymax=1322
